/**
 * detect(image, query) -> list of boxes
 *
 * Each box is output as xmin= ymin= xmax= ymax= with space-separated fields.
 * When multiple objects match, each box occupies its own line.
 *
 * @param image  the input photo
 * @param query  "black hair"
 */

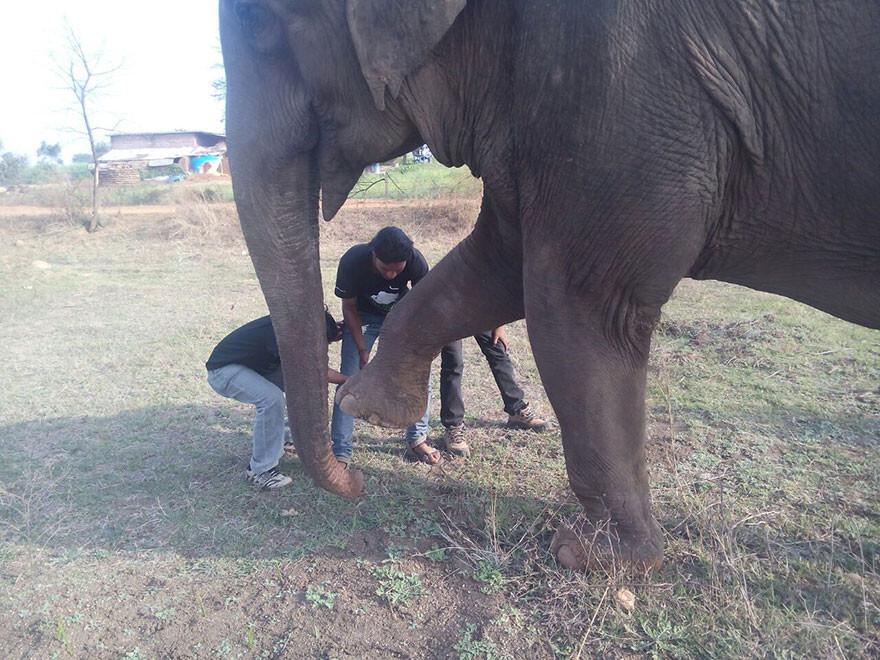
xmin=325 ymin=310 xmax=339 ymax=343
xmin=369 ymin=226 xmax=413 ymax=263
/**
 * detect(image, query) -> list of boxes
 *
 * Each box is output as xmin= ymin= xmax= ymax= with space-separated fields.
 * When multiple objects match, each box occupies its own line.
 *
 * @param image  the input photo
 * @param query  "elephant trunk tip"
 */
xmin=314 ymin=465 xmax=365 ymax=500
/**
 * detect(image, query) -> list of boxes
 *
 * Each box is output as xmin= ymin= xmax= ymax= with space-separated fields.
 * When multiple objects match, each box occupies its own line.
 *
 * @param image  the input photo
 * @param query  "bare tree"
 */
xmin=54 ymin=24 xmax=121 ymax=232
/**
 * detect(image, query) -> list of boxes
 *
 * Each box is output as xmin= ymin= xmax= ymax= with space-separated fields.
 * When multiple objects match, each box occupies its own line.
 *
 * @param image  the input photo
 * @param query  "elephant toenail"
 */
xmin=556 ymin=544 xmax=579 ymax=570
xmin=338 ymin=394 xmax=357 ymax=415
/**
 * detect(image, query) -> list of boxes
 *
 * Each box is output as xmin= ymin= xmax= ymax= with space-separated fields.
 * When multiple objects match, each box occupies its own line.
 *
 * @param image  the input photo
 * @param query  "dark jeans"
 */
xmin=440 ymin=330 xmax=526 ymax=427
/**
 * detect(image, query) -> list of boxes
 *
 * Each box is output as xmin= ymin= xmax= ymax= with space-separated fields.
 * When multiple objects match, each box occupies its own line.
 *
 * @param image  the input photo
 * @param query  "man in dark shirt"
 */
xmin=439 ymin=329 xmax=548 ymax=457
xmin=330 ymin=226 xmax=440 ymax=465
xmin=207 ymin=311 xmax=345 ymax=489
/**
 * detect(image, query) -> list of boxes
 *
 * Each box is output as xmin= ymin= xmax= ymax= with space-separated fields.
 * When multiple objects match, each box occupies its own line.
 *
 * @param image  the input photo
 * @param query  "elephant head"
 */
xmin=219 ymin=0 xmax=466 ymax=497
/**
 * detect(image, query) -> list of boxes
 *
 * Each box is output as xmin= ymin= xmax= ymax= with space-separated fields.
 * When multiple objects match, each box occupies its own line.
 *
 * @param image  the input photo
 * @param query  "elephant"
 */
xmin=219 ymin=0 xmax=880 ymax=571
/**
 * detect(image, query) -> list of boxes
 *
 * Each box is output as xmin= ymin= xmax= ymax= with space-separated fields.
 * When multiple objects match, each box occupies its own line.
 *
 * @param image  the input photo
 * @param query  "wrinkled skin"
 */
xmin=220 ymin=0 xmax=880 ymax=570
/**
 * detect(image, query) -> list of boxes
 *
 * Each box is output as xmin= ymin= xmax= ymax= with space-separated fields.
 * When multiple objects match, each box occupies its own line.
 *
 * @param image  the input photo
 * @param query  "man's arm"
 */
xmin=328 ymin=367 xmax=348 ymax=384
xmin=341 ymin=297 xmax=370 ymax=368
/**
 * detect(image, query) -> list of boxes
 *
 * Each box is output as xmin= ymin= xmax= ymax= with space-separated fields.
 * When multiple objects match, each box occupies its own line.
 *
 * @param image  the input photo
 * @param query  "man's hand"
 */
xmin=328 ymin=368 xmax=348 ymax=385
xmin=359 ymin=348 xmax=370 ymax=369
xmin=492 ymin=326 xmax=509 ymax=351
xmin=331 ymin=321 xmax=344 ymax=343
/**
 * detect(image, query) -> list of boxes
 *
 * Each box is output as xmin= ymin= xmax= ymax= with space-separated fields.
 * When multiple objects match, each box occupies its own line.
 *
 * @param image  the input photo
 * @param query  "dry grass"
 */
xmin=162 ymin=198 xmax=242 ymax=244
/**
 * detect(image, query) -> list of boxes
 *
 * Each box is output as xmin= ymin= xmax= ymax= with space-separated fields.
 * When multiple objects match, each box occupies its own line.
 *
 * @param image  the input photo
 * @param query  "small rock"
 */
xmin=15 ymin=239 xmax=24 ymax=247
xmin=280 ymin=508 xmax=299 ymax=517
xmin=32 ymin=260 xmax=51 ymax=270
xmin=614 ymin=588 xmax=636 ymax=612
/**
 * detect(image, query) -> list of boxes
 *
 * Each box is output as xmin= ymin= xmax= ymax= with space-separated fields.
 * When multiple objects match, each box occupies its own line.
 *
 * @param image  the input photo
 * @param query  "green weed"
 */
xmin=52 ymin=615 xmax=76 ymax=656
xmin=627 ymin=611 xmax=690 ymax=660
xmin=453 ymin=624 xmax=498 ymax=660
xmin=372 ymin=565 xmax=427 ymax=608
xmin=424 ymin=545 xmax=448 ymax=562
xmin=305 ymin=583 xmax=338 ymax=610
xmin=472 ymin=561 xmax=505 ymax=593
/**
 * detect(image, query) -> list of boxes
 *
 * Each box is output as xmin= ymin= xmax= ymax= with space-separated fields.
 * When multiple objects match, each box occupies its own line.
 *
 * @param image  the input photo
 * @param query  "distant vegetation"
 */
xmin=349 ymin=160 xmax=481 ymax=199
xmin=0 ymin=138 xmax=110 ymax=188
xmin=0 ymin=160 xmax=480 ymax=207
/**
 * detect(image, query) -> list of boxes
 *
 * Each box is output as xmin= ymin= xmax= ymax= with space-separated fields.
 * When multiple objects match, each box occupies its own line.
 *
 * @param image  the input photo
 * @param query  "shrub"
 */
xmin=163 ymin=196 xmax=241 ymax=244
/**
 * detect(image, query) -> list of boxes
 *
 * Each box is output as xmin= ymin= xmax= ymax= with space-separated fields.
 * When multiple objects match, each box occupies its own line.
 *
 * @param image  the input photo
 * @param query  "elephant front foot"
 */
xmin=550 ymin=519 xmax=664 ymax=573
xmin=336 ymin=359 xmax=431 ymax=428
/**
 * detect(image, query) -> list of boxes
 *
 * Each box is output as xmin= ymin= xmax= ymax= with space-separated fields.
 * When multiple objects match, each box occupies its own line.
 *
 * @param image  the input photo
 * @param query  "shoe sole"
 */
xmin=246 ymin=474 xmax=293 ymax=489
xmin=247 ymin=481 xmax=292 ymax=490
xmin=443 ymin=444 xmax=471 ymax=458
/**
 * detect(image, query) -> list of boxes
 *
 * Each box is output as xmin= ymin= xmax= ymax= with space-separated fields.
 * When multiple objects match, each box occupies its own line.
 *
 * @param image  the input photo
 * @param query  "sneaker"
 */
xmin=442 ymin=424 xmax=471 ymax=457
xmin=246 ymin=466 xmax=293 ymax=489
xmin=283 ymin=441 xmax=297 ymax=455
xmin=508 ymin=405 xmax=548 ymax=430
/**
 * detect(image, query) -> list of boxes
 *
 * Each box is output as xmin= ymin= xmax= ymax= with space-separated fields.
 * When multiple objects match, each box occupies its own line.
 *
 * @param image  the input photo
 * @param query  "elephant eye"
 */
xmin=235 ymin=2 xmax=271 ymax=36
xmin=234 ymin=1 xmax=286 ymax=55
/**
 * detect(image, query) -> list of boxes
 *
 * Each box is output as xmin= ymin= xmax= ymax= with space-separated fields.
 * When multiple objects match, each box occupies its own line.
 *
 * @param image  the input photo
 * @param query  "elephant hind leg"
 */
xmin=525 ymin=277 xmax=665 ymax=571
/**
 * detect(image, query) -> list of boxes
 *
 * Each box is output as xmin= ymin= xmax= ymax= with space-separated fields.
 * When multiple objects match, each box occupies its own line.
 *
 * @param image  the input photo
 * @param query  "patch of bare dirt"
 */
xmin=1 ymin=548 xmax=539 ymax=659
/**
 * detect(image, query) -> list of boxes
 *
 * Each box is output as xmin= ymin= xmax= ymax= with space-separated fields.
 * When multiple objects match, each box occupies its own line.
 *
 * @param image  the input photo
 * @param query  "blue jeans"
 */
xmin=207 ymin=363 xmax=284 ymax=474
xmin=330 ymin=311 xmax=430 ymax=459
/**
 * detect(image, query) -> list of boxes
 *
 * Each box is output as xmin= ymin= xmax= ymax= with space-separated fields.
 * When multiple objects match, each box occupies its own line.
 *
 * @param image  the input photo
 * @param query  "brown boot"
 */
xmin=441 ymin=424 xmax=471 ymax=457
xmin=507 ymin=404 xmax=548 ymax=430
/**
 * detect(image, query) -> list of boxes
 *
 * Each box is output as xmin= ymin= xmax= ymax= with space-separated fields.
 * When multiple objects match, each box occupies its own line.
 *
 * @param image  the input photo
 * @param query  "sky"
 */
xmin=0 ymin=1 xmax=225 ymax=162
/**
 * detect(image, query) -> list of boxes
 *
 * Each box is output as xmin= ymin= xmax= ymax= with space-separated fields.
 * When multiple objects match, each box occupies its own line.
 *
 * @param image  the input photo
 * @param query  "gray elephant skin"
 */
xmin=219 ymin=0 xmax=879 ymax=571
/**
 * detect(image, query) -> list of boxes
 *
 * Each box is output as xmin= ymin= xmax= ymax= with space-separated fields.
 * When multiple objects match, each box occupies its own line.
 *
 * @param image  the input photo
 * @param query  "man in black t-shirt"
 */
xmin=330 ymin=226 xmax=441 ymax=465
xmin=439 ymin=328 xmax=548 ymax=457
xmin=207 ymin=311 xmax=346 ymax=489
xmin=333 ymin=229 xmax=429 ymax=330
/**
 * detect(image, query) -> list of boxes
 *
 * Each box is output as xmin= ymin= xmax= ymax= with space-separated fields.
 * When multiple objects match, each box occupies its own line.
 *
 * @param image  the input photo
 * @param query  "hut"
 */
xmin=97 ymin=131 xmax=228 ymax=185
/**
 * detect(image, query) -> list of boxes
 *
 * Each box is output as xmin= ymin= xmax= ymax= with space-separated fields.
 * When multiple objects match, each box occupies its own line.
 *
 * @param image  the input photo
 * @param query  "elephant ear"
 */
xmin=346 ymin=0 xmax=467 ymax=110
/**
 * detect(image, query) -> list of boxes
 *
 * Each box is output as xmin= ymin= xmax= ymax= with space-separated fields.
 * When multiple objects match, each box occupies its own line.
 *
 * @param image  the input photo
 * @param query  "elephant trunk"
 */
xmin=229 ymin=152 xmax=363 ymax=499
xmin=221 ymin=4 xmax=361 ymax=498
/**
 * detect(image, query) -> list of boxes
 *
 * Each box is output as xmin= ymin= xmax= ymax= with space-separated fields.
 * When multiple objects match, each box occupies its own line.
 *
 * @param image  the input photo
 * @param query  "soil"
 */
xmin=2 ymin=534 xmax=540 ymax=659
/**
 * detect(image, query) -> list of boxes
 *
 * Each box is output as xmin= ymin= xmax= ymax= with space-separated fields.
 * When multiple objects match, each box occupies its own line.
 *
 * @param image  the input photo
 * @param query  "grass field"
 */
xmin=0 ymin=193 xmax=877 ymax=659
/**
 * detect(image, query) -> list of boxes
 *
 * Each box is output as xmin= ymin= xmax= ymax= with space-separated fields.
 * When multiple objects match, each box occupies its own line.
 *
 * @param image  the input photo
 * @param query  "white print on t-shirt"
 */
xmin=371 ymin=290 xmax=400 ymax=310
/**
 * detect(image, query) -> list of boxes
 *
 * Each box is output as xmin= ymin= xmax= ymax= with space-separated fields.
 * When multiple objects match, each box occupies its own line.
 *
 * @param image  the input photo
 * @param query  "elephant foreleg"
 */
xmin=525 ymin=277 xmax=665 ymax=571
xmin=337 ymin=199 xmax=524 ymax=427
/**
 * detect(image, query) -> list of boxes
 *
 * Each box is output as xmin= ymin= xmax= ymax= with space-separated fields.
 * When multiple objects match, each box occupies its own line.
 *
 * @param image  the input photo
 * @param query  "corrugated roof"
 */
xmin=98 ymin=146 xmax=226 ymax=163
xmin=108 ymin=130 xmax=226 ymax=139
